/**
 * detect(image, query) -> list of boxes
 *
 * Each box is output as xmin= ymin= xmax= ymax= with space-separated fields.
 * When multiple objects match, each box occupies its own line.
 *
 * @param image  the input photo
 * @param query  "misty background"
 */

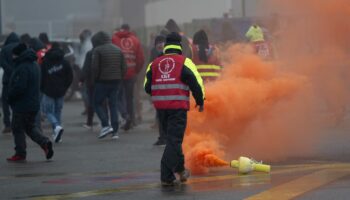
xmin=0 ymin=0 xmax=261 ymax=42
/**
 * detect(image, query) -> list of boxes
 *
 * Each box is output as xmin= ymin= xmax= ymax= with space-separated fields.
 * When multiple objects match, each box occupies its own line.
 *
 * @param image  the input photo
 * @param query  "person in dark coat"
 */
xmin=20 ymin=33 xmax=31 ymax=47
xmin=41 ymin=43 xmax=73 ymax=143
xmin=28 ymin=37 xmax=47 ymax=130
xmin=80 ymin=49 xmax=95 ymax=129
xmin=160 ymin=19 xmax=192 ymax=59
xmin=6 ymin=43 xmax=53 ymax=162
xmin=91 ymin=31 xmax=127 ymax=139
xmin=29 ymin=37 xmax=47 ymax=64
xmin=149 ymin=35 xmax=166 ymax=63
xmin=148 ymin=35 xmax=167 ymax=146
xmin=0 ymin=32 xmax=20 ymax=133
xmin=39 ymin=32 xmax=52 ymax=49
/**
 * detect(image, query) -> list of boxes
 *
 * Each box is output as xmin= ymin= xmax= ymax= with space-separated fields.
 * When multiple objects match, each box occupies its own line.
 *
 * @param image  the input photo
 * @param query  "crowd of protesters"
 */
xmin=0 ymin=15 xmax=270 ymax=187
xmin=0 ymin=26 xmax=145 ymax=161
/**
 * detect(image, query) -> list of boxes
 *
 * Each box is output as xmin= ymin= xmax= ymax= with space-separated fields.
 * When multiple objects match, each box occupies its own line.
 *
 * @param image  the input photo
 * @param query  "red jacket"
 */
xmin=151 ymin=54 xmax=190 ymax=110
xmin=112 ymin=31 xmax=145 ymax=79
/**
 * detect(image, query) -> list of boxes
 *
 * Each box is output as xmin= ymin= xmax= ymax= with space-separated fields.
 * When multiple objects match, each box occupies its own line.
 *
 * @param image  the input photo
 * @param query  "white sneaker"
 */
xmin=98 ymin=127 xmax=113 ymax=139
xmin=53 ymin=126 xmax=64 ymax=143
xmin=111 ymin=133 xmax=119 ymax=140
xmin=82 ymin=124 xmax=92 ymax=130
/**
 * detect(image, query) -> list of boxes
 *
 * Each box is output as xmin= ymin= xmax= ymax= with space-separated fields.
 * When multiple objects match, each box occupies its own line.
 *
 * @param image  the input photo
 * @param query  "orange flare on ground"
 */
xmin=186 ymin=147 xmax=228 ymax=175
xmin=184 ymin=132 xmax=228 ymax=174
xmin=203 ymin=154 xmax=229 ymax=166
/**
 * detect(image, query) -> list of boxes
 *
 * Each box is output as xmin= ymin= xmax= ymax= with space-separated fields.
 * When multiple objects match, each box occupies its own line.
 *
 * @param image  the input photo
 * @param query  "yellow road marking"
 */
xmin=0 ymin=171 xmax=156 ymax=180
xmin=0 ymin=163 xmax=329 ymax=181
xmin=32 ymin=183 xmax=159 ymax=200
xmin=28 ymin=163 xmax=350 ymax=200
xmin=188 ymin=164 xmax=326 ymax=184
xmin=245 ymin=168 xmax=350 ymax=200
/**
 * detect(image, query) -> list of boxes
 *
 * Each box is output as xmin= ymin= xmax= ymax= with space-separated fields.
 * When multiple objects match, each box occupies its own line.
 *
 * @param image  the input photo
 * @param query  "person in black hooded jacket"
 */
xmin=6 ymin=43 xmax=53 ymax=162
xmin=160 ymin=19 xmax=192 ymax=59
xmin=29 ymin=37 xmax=47 ymax=64
xmin=41 ymin=43 xmax=73 ymax=143
xmin=0 ymin=32 xmax=20 ymax=133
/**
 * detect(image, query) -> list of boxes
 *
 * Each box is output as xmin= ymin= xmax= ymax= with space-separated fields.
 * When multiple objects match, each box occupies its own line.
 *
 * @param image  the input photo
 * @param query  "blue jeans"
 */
xmin=94 ymin=82 xmax=120 ymax=132
xmin=42 ymin=94 xmax=64 ymax=129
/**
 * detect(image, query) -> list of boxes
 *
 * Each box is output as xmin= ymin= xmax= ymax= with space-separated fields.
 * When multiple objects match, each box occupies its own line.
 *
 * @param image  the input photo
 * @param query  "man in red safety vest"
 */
xmin=112 ymin=24 xmax=145 ymax=130
xmin=144 ymin=32 xmax=205 ymax=186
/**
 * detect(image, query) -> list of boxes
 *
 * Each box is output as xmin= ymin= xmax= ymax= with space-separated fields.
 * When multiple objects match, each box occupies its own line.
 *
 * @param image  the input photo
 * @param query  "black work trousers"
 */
xmin=12 ymin=112 xmax=49 ymax=157
xmin=158 ymin=109 xmax=187 ymax=182
xmin=119 ymin=78 xmax=136 ymax=122
xmin=156 ymin=110 xmax=166 ymax=142
xmin=86 ymin=86 xmax=95 ymax=126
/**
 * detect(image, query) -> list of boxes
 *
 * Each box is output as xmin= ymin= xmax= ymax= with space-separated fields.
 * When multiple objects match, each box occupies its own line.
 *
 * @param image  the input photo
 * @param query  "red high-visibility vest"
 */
xmin=151 ymin=54 xmax=190 ymax=110
xmin=191 ymin=44 xmax=221 ymax=82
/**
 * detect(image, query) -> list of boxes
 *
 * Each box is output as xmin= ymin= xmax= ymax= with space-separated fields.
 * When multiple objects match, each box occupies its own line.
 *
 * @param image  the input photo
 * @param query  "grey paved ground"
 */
xmin=0 ymin=101 xmax=350 ymax=200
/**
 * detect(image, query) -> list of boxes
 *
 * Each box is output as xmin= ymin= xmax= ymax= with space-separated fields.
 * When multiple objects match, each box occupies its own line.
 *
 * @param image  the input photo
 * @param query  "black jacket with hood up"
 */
xmin=161 ymin=19 xmax=192 ymax=59
xmin=41 ymin=47 xmax=73 ymax=98
xmin=8 ymin=49 xmax=41 ymax=113
xmin=0 ymin=32 xmax=20 ymax=85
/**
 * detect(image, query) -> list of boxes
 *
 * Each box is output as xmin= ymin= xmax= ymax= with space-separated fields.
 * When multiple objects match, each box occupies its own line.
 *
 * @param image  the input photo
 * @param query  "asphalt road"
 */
xmin=0 ymin=101 xmax=350 ymax=200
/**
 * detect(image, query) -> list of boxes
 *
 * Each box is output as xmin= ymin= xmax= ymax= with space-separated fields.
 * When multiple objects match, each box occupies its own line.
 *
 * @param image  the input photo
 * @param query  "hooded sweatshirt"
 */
xmin=8 ymin=49 xmax=41 ymax=112
xmin=192 ymin=30 xmax=221 ymax=66
xmin=160 ymin=19 xmax=193 ymax=59
xmin=29 ymin=38 xmax=47 ymax=64
xmin=41 ymin=47 xmax=73 ymax=98
xmin=112 ymin=30 xmax=145 ymax=80
xmin=0 ymin=32 xmax=20 ymax=85
xmin=91 ymin=31 xmax=127 ymax=83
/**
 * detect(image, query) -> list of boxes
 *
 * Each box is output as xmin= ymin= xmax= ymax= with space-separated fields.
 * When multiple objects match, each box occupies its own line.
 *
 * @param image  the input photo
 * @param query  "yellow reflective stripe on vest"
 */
xmin=144 ymin=62 xmax=152 ymax=88
xmin=199 ymin=72 xmax=221 ymax=77
xmin=163 ymin=45 xmax=182 ymax=53
xmin=196 ymin=65 xmax=222 ymax=70
xmin=152 ymin=95 xmax=189 ymax=101
xmin=152 ymin=84 xmax=189 ymax=90
xmin=184 ymin=58 xmax=205 ymax=99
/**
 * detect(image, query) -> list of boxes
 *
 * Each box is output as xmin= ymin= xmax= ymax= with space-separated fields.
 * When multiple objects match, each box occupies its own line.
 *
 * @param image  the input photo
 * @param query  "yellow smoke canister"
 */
xmin=230 ymin=156 xmax=271 ymax=174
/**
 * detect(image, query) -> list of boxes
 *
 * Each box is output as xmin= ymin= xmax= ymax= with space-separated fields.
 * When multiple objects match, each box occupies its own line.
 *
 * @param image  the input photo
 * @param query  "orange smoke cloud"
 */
xmin=184 ymin=48 xmax=306 ymax=174
xmin=183 ymin=0 xmax=350 ymax=174
xmin=184 ymin=131 xmax=228 ymax=174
